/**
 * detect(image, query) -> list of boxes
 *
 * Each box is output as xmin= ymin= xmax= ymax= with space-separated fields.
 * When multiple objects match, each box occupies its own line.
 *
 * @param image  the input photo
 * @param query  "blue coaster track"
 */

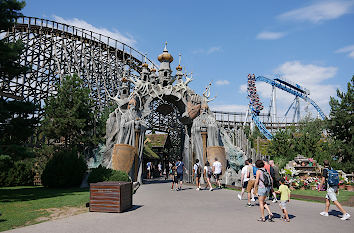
xmin=248 ymin=75 xmax=327 ymax=140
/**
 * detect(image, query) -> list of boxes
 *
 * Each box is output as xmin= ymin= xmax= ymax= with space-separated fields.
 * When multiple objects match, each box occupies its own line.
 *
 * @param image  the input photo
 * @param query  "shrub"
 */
xmin=41 ymin=149 xmax=87 ymax=188
xmin=0 ymin=155 xmax=14 ymax=186
xmin=0 ymin=155 xmax=35 ymax=186
xmin=87 ymin=165 xmax=130 ymax=183
xmin=7 ymin=159 xmax=35 ymax=186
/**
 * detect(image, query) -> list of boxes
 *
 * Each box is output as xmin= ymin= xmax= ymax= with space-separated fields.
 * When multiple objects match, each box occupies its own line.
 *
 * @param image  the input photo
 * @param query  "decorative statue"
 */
xmin=118 ymin=97 xmax=146 ymax=146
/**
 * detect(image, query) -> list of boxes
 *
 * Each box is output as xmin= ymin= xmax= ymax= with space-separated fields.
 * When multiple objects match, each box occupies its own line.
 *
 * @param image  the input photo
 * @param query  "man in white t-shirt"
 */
xmin=238 ymin=160 xmax=250 ymax=200
xmin=212 ymin=157 xmax=222 ymax=189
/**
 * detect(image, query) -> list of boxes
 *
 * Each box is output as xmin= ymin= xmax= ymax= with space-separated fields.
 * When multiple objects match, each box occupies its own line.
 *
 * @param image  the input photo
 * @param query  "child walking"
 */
xmin=170 ymin=165 xmax=178 ymax=191
xmin=275 ymin=178 xmax=291 ymax=222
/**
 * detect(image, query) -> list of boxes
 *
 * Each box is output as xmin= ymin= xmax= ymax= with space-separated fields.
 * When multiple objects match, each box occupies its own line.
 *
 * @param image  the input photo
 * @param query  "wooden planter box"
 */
xmin=90 ymin=181 xmax=132 ymax=213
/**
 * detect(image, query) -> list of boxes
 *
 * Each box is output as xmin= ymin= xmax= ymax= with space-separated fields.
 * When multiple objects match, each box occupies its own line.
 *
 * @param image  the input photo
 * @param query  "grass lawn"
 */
xmin=224 ymin=186 xmax=354 ymax=203
xmin=0 ymin=186 xmax=89 ymax=232
xmin=290 ymin=189 xmax=354 ymax=203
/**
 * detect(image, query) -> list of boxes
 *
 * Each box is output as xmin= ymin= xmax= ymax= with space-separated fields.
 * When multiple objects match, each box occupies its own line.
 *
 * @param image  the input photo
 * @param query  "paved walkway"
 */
xmin=6 ymin=181 xmax=354 ymax=233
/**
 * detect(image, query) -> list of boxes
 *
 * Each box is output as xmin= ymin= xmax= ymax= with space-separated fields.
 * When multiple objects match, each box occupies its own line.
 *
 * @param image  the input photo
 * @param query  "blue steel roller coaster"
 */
xmin=247 ymin=74 xmax=327 ymax=140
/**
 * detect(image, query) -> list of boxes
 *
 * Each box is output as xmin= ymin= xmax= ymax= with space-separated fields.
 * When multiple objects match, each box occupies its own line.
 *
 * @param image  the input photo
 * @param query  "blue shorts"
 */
xmin=258 ymin=187 xmax=270 ymax=197
xmin=177 ymin=173 xmax=183 ymax=181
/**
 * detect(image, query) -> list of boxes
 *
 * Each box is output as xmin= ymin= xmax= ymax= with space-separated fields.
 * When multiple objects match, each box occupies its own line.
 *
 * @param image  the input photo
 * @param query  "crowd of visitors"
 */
xmin=147 ymin=157 xmax=351 ymax=222
xmin=236 ymin=158 xmax=350 ymax=222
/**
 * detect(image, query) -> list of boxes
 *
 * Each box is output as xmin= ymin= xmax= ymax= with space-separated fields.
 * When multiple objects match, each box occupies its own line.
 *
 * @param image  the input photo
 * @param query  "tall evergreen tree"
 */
xmin=0 ymin=0 xmax=27 ymax=81
xmin=0 ymin=0 xmax=38 ymax=158
xmin=41 ymin=74 xmax=94 ymax=150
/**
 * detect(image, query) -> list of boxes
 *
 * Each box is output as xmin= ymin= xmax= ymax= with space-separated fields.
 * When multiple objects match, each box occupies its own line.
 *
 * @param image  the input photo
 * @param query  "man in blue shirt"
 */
xmin=175 ymin=157 xmax=185 ymax=191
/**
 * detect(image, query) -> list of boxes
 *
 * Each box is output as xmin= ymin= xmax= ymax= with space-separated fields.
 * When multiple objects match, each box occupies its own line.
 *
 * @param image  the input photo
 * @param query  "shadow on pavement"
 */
xmin=125 ymin=205 xmax=143 ymax=213
xmin=143 ymin=179 xmax=172 ymax=184
xmin=329 ymin=210 xmax=342 ymax=217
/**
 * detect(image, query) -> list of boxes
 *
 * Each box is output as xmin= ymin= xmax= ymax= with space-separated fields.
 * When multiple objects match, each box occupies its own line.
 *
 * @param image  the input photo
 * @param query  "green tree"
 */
xmin=267 ymin=119 xmax=337 ymax=169
xmin=0 ymin=99 xmax=38 ymax=145
xmin=327 ymin=76 xmax=354 ymax=172
xmin=267 ymin=127 xmax=296 ymax=168
xmin=0 ymin=0 xmax=27 ymax=81
xmin=41 ymin=74 xmax=94 ymax=150
xmin=0 ymin=0 xmax=39 ymax=161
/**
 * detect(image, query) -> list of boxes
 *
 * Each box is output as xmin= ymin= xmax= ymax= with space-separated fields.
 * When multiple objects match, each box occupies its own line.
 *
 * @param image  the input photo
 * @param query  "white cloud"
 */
xmin=278 ymin=1 xmax=354 ymax=23
xmin=207 ymin=47 xmax=222 ymax=54
xmin=215 ymin=80 xmax=230 ymax=85
xmin=192 ymin=46 xmax=222 ymax=55
xmin=268 ymin=61 xmax=337 ymax=115
xmin=256 ymin=31 xmax=286 ymax=40
xmin=240 ymin=84 xmax=247 ymax=93
xmin=210 ymin=104 xmax=248 ymax=113
xmin=335 ymin=44 xmax=354 ymax=58
xmin=52 ymin=15 xmax=136 ymax=46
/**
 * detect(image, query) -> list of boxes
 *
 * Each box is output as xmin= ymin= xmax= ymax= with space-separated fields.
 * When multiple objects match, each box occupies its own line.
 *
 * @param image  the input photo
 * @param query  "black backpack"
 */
xmin=196 ymin=164 xmax=202 ymax=175
xmin=260 ymin=168 xmax=272 ymax=187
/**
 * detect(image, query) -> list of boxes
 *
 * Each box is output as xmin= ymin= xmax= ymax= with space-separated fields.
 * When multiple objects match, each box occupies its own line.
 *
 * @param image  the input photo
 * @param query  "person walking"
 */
xmin=158 ymin=162 xmax=162 ymax=176
xmin=175 ymin=158 xmax=185 ymax=191
xmin=204 ymin=161 xmax=213 ymax=191
xmin=168 ymin=162 xmax=173 ymax=180
xmin=146 ymin=161 xmax=152 ymax=179
xmin=319 ymin=160 xmax=350 ymax=220
xmin=212 ymin=157 xmax=222 ymax=189
xmin=254 ymin=159 xmax=274 ymax=222
xmin=246 ymin=159 xmax=256 ymax=207
xmin=269 ymin=160 xmax=280 ymax=188
xmin=193 ymin=159 xmax=202 ymax=191
xmin=264 ymin=159 xmax=277 ymax=202
xmin=238 ymin=160 xmax=250 ymax=200
xmin=275 ymin=178 xmax=291 ymax=222
xmin=170 ymin=164 xmax=178 ymax=190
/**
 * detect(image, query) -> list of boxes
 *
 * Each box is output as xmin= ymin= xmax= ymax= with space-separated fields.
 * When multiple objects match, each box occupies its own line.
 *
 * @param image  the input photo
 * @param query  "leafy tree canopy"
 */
xmin=327 ymin=76 xmax=353 ymax=171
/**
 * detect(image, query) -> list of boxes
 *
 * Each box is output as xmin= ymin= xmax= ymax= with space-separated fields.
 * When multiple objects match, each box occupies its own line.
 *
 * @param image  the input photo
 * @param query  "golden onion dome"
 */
xmin=158 ymin=42 xmax=173 ymax=63
xmin=176 ymin=64 xmax=182 ymax=71
xmin=158 ymin=52 xmax=173 ymax=63
xmin=150 ymin=67 xmax=156 ymax=72
xmin=142 ymin=63 xmax=148 ymax=68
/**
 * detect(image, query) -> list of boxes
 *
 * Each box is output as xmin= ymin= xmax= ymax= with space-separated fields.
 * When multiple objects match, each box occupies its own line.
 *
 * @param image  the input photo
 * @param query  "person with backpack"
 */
xmin=266 ymin=160 xmax=278 ymax=203
xmin=175 ymin=157 xmax=185 ymax=191
xmin=254 ymin=159 xmax=274 ymax=222
xmin=170 ymin=164 xmax=178 ymax=191
xmin=204 ymin=161 xmax=213 ymax=191
xmin=246 ymin=159 xmax=256 ymax=207
xmin=193 ymin=159 xmax=202 ymax=191
xmin=319 ymin=160 xmax=350 ymax=220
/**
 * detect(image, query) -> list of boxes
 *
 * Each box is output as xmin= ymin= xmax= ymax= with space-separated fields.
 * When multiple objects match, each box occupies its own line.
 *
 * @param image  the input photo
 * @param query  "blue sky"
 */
xmin=23 ymin=0 xmax=354 ymax=119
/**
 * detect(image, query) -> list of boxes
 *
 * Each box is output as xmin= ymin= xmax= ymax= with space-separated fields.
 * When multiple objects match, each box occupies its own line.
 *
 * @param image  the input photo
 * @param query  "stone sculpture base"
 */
xmin=207 ymin=146 xmax=227 ymax=175
xmin=112 ymin=144 xmax=135 ymax=173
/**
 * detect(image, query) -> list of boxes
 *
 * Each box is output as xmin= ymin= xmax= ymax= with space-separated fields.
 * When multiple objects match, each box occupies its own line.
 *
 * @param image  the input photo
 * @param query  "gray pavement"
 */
xmin=6 ymin=181 xmax=354 ymax=233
